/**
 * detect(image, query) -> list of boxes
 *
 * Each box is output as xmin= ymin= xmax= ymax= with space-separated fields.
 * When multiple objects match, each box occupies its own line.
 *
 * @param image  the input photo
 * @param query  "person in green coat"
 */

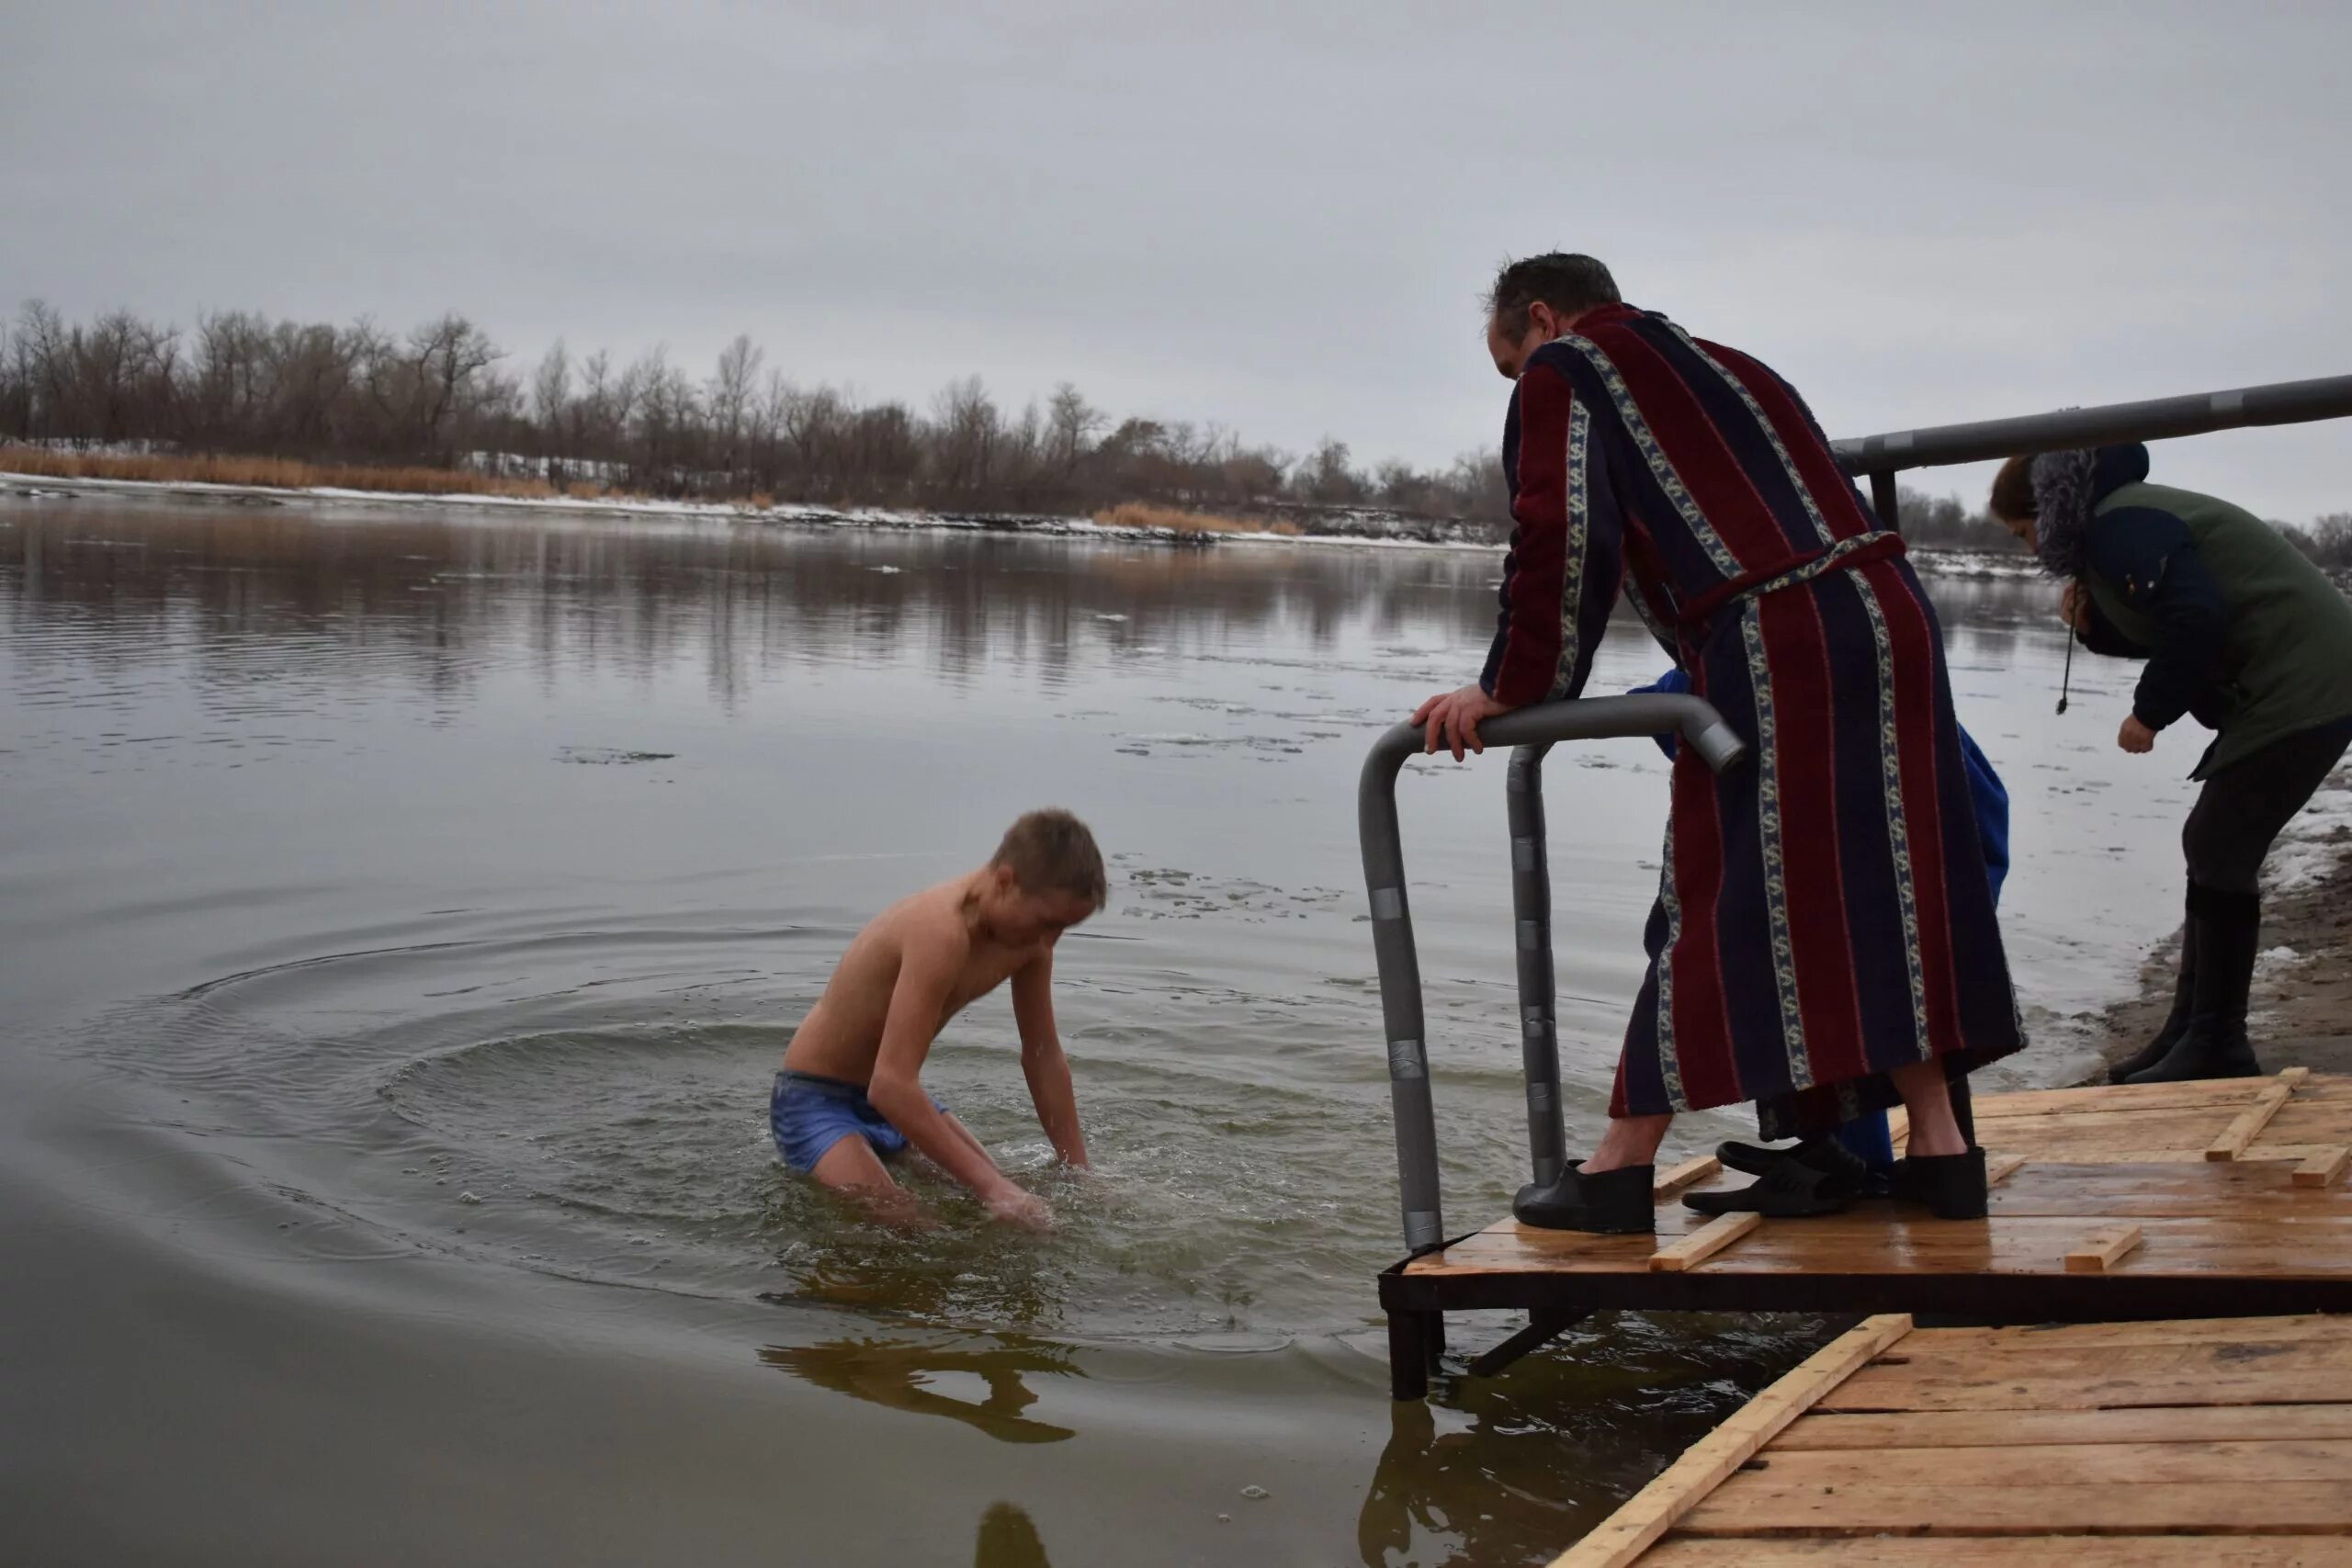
xmin=1991 ymin=443 xmax=2352 ymax=1082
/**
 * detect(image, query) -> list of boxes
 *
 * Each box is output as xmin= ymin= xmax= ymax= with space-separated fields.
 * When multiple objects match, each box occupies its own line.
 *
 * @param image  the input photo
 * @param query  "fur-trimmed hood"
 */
xmin=2030 ymin=443 xmax=2150 ymax=579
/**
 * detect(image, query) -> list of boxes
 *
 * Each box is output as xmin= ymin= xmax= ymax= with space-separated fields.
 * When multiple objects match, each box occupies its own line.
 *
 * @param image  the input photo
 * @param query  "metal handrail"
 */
xmin=1357 ymin=694 xmax=1747 ymax=1252
xmin=1829 ymin=372 xmax=2352 ymax=532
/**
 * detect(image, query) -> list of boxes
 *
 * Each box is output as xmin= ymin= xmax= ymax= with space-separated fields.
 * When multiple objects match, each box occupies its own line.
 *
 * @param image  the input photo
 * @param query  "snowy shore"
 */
xmin=0 ymin=467 xmax=2044 ymax=574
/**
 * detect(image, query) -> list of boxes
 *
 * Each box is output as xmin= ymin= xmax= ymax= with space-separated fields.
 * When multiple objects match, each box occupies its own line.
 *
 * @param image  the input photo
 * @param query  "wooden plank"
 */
xmin=2300 ymin=1147 xmax=2352 ymax=1190
xmin=2065 ymin=1224 xmax=2144 ymax=1272
xmin=1988 ymin=1168 xmax=2339 ymax=1217
xmin=1959 ymin=1106 xmax=2267 ymax=1160
xmin=1984 ymin=1152 xmax=2026 ymax=1187
xmin=2250 ymin=1100 xmax=2352 ymax=1156
xmin=1651 ymin=1213 xmax=1760 ymax=1273
xmin=1905 ymin=1314 xmax=2352 ymax=1352
xmin=1973 ymin=1077 xmax=2302 ymax=1119
xmin=1816 ymin=1364 xmax=2352 ymax=1414
xmin=1751 ymin=1438 xmax=2352 ymax=1488
xmin=2210 ymin=1084 xmax=2296 ymax=1161
xmin=2283 ymin=1066 xmax=2315 ymax=1089
xmin=1679 ymin=1478 xmax=2352 ymax=1535
xmin=1777 ymin=1403 xmax=2352 ymax=1450
xmin=1415 ymin=1211 xmax=2352 ymax=1280
xmin=1655 ymin=1156 xmax=1723 ymax=1201
xmin=1546 ymin=1314 xmax=1913 ymax=1568
xmin=1642 ymin=1536 xmax=2352 ymax=1565
xmin=1692 ymin=1213 xmax=2352 ymax=1278
xmin=1840 ymin=1340 xmax=2352 ymax=1383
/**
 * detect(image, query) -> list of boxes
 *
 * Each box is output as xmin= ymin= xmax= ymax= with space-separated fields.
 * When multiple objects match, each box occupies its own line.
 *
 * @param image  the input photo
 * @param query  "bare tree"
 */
xmin=0 ymin=299 xmax=1534 ymax=527
xmin=706 ymin=333 xmax=763 ymax=482
xmin=532 ymin=341 xmax=571 ymax=440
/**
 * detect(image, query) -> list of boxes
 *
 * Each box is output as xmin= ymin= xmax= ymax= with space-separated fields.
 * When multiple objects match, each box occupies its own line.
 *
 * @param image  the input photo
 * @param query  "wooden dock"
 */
xmin=1552 ymin=1311 xmax=2352 ymax=1566
xmin=1383 ymin=1070 xmax=2352 ymax=1399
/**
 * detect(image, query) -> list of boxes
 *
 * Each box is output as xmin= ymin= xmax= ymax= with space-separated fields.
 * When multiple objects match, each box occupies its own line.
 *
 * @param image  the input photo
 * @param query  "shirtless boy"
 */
xmin=771 ymin=809 xmax=1104 ymax=1228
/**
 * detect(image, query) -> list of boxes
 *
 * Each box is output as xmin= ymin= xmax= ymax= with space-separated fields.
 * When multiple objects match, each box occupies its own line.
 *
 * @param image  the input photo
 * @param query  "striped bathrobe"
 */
xmin=1480 ymin=303 xmax=2024 ymax=1138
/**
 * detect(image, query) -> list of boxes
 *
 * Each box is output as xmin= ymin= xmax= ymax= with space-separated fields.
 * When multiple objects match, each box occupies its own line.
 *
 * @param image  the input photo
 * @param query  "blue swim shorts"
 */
xmin=769 ymin=1069 xmax=945 ymax=1174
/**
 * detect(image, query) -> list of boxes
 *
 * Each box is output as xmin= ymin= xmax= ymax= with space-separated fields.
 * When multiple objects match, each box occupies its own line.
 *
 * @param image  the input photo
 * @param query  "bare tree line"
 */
xmin=9 ymin=299 xmax=2343 ymax=568
xmin=0 ymin=300 xmax=1510 ymax=523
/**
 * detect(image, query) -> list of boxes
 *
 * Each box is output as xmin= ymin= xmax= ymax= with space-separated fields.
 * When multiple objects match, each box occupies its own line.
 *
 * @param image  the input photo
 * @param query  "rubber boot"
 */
xmin=2128 ymin=885 xmax=2264 ymax=1083
xmin=2110 ymin=879 xmax=2199 ymax=1084
xmin=1890 ymin=1146 xmax=1989 ymax=1220
xmin=1512 ymin=1163 xmax=1656 ymax=1234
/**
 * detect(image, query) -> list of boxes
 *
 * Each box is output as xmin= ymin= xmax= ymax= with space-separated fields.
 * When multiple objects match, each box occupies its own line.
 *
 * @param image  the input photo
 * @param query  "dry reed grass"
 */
xmin=0 ymin=446 xmax=563 ymax=500
xmin=1093 ymin=502 xmax=1296 ymax=536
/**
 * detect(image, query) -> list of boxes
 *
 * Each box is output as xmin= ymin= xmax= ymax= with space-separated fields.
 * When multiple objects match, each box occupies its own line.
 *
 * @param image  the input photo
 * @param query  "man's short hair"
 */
xmin=992 ymin=808 xmax=1108 ymax=910
xmin=1485 ymin=253 xmax=1623 ymax=338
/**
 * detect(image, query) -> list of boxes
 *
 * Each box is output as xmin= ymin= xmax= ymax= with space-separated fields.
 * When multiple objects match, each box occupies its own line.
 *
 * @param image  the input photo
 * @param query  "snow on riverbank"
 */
xmin=2 ymin=466 xmax=2054 ymax=573
xmin=0 ymin=468 xmax=1507 ymax=552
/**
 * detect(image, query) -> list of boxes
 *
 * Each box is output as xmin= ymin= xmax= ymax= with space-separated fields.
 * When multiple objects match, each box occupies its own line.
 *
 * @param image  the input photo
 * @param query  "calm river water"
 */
xmin=0 ymin=496 xmax=2199 ymax=1565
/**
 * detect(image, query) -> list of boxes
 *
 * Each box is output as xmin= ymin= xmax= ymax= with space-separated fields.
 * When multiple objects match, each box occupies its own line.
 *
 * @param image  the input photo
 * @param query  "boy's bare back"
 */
xmin=783 ymin=879 xmax=1047 ymax=1087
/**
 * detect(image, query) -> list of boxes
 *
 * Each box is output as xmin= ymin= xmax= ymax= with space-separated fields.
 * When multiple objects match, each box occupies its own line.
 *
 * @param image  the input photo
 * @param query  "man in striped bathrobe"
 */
xmin=1412 ymin=254 xmax=2024 ymax=1232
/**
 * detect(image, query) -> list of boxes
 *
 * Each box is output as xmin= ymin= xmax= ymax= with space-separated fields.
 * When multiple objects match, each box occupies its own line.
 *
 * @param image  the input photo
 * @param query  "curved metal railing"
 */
xmin=1357 ymin=694 xmax=1747 ymax=1252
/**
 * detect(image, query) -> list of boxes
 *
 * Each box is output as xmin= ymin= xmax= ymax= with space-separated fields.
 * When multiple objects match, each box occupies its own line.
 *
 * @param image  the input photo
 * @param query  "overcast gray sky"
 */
xmin=6 ymin=0 xmax=2347 ymax=517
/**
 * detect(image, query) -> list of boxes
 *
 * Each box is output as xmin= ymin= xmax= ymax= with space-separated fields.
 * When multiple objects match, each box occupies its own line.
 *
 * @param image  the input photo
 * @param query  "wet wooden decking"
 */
xmin=1552 ymin=1311 xmax=2352 ymax=1567
xmin=1382 ymin=1070 xmax=2352 ymax=1397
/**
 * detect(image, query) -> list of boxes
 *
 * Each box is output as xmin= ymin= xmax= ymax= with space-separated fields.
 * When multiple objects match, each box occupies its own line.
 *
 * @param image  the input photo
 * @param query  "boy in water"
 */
xmin=772 ymin=809 xmax=1103 ymax=1229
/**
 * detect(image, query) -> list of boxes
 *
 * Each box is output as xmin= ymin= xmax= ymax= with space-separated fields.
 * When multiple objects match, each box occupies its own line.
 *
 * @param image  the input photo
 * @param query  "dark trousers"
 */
xmin=2183 ymin=716 xmax=2352 ymax=894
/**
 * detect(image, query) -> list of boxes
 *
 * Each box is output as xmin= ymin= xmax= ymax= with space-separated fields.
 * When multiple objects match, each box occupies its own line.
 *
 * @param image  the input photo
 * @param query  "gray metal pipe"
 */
xmin=1506 ymin=743 xmax=1564 ymax=1189
xmin=1359 ymin=694 xmax=1747 ymax=1252
xmin=1834 ymin=373 xmax=2352 ymax=477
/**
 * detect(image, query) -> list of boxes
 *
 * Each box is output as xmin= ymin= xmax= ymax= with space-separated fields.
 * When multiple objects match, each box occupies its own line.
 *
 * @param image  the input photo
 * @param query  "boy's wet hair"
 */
xmin=992 ymin=808 xmax=1108 ymax=911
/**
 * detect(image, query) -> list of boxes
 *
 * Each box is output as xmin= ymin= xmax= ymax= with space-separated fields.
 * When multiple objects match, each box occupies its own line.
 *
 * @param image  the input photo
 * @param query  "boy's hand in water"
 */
xmin=986 ymin=1185 xmax=1054 ymax=1231
xmin=1411 ymin=684 xmax=1512 ymax=761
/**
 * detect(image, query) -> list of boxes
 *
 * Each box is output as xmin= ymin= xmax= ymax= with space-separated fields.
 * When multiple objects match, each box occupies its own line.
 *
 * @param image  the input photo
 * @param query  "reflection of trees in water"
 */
xmin=3 ymin=507 xmax=2062 ymax=718
xmin=0 ymin=506 xmax=1506 ymax=705
xmin=974 ymin=1501 xmax=1053 ymax=1567
xmin=757 ymin=1333 xmax=1082 ymax=1446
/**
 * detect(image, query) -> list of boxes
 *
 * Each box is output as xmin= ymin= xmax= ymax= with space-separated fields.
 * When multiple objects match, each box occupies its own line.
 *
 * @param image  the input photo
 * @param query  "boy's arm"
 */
xmin=1011 ymin=951 xmax=1089 ymax=1169
xmin=864 ymin=938 xmax=1031 ymax=1216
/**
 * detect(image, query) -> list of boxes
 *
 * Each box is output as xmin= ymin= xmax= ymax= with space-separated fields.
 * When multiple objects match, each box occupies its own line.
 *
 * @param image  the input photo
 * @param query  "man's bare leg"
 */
xmin=1581 ymin=1112 xmax=1672 ymax=1175
xmin=809 ymin=1135 xmax=932 ymax=1226
xmin=1889 ymin=1059 xmax=1968 ymax=1157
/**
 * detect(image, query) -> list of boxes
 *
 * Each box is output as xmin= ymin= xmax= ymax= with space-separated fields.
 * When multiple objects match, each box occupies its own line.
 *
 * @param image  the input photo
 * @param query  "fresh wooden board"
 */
xmin=2300 ymin=1147 xmax=2352 ymax=1190
xmin=1654 ymin=1156 xmax=1722 ymax=1200
xmin=2064 ymin=1223 xmax=2144 ymax=1272
xmin=1776 ymin=1403 xmax=2352 ymax=1450
xmin=1546 ymin=1315 xmax=1913 ymax=1568
xmin=1749 ymin=1438 xmax=2352 ymax=1489
xmin=1817 ymin=1363 xmax=2352 ymax=1414
xmin=1679 ymin=1478 xmax=2352 ymax=1535
xmin=1650 ymin=1212 xmax=1759 ymax=1273
xmin=1899 ymin=1314 xmax=2351 ymax=1351
xmin=1643 ymin=1540 xmax=2352 ymax=1566
xmin=2209 ymin=1084 xmax=2296 ymax=1161
xmin=1414 ymin=1210 xmax=2352 ymax=1281
xmin=1545 ymin=1292 xmax=2352 ymax=1565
